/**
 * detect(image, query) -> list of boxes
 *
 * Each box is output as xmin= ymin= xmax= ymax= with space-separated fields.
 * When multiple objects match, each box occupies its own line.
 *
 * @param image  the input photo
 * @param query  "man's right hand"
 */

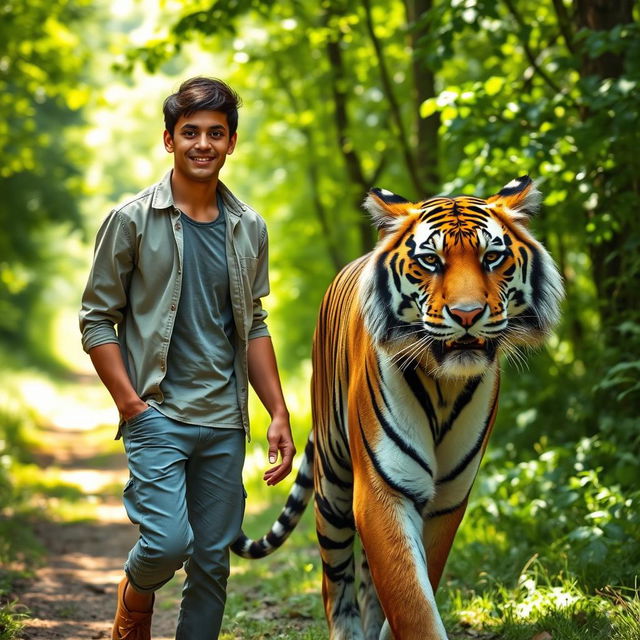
xmin=119 ymin=398 xmax=150 ymax=422
xmin=88 ymin=344 xmax=147 ymax=423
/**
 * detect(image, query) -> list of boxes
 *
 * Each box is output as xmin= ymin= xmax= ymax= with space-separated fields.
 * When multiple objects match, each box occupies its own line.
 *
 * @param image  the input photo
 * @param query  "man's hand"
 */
xmin=246 ymin=336 xmax=295 ymax=486
xmin=89 ymin=343 xmax=148 ymax=422
xmin=263 ymin=412 xmax=295 ymax=486
xmin=120 ymin=397 xmax=150 ymax=422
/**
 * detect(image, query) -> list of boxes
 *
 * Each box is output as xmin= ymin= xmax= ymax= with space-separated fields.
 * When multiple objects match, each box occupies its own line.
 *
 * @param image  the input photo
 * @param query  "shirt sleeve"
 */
xmin=248 ymin=224 xmax=271 ymax=340
xmin=79 ymin=209 xmax=135 ymax=353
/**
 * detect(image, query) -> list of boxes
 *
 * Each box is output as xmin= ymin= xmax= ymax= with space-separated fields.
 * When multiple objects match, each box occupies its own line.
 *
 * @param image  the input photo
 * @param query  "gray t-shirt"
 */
xmin=152 ymin=196 xmax=243 ymax=428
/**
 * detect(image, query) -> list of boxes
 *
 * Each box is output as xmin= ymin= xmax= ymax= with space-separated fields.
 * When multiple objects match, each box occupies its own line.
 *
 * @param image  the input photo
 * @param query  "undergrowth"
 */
xmin=1 ymin=354 xmax=638 ymax=639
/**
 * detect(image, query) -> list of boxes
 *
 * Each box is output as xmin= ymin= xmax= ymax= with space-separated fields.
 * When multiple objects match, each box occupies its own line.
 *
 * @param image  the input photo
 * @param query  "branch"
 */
xmin=362 ymin=0 xmax=425 ymax=195
xmin=323 ymin=11 xmax=368 ymax=190
xmin=551 ymin=0 xmax=576 ymax=54
xmin=323 ymin=7 xmax=378 ymax=252
xmin=502 ymin=0 xmax=564 ymax=95
xmin=272 ymin=60 xmax=345 ymax=271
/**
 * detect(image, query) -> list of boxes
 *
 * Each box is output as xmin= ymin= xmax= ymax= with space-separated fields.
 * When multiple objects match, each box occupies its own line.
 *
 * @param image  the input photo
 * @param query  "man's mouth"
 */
xmin=190 ymin=156 xmax=214 ymax=163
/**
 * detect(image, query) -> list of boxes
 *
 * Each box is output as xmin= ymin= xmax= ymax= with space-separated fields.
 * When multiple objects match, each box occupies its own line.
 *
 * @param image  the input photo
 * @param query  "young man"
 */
xmin=80 ymin=77 xmax=295 ymax=640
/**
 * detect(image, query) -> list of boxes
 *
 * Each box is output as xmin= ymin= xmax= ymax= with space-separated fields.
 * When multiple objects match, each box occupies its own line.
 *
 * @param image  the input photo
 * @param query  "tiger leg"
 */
xmin=423 ymin=498 xmax=469 ymax=593
xmin=315 ymin=484 xmax=363 ymax=639
xmin=358 ymin=552 xmax=385 ymax=640
xmin=354 ymin=486 xmax=448 ymax=640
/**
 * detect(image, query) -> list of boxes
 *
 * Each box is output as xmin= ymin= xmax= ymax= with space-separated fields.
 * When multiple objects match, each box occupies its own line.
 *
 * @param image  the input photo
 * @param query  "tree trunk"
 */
xmin=575 ymin=0 xmax=634 ymax=78
xmin=404 ymin=0 xmax=440 ymax=195
xmin=574 ymin=0 xmax=637 ymax=328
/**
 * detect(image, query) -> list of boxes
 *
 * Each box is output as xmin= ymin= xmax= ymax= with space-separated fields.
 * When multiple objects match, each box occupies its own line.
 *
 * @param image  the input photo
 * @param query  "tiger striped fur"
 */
xmin=232 ymin=176 xmax=564 ymax=639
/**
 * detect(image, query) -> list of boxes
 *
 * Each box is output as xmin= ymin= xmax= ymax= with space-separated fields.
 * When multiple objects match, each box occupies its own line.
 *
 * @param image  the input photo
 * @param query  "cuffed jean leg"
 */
xmin=175 ymin=427 xmax=246 ymax=640
xmin=121 ymin=408 xmax=195 ymax=593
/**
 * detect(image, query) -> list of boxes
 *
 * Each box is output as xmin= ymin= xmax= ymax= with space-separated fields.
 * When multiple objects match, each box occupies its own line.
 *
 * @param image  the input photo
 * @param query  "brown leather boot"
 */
xmin=111 ymin=576 xmax=153 ymax=640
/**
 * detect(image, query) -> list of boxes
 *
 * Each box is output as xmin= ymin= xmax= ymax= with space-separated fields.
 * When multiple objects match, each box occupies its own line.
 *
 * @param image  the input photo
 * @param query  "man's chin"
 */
xmin=178 ymin=167 xmax=220 ymax=183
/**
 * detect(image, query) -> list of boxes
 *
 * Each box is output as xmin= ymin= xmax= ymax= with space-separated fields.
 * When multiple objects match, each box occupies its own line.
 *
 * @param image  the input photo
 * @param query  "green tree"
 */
xmin=0 ymin=0 xmax=92 ymax=346
xmin=123 ymin=0 xmax=451 ymax=364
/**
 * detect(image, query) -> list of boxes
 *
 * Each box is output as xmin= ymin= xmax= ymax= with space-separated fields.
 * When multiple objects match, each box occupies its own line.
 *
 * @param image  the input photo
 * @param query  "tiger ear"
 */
xmin=363 ymin=188 xmax=412 ymax=232
xmin=487 ymin=176 xmax=541 ymax=221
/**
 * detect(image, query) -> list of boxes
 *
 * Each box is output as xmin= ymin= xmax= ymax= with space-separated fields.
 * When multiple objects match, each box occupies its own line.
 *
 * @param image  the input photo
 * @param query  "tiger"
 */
xmin=232 ymin=176 xmax=564 ymax=640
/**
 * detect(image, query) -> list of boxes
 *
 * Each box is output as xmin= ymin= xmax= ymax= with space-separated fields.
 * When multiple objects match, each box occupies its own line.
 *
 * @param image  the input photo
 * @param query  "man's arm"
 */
xmin=247 ymin=336 xmax=295 ymax=486
xmin=80 ymin=210 xmax=146 ymax=423
xmin=89 ymin=343 xmax=148 ymax=422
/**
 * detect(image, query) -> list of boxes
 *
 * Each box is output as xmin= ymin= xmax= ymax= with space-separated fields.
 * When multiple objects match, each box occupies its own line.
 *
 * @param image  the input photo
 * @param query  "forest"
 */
xmin=0 ymin=0 xmax=639 ymax=638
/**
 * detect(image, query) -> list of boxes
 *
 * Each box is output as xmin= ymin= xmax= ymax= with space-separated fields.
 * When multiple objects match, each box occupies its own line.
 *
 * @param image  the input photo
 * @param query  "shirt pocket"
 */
xmin=239 ymin=256 xmax=258 ymax=282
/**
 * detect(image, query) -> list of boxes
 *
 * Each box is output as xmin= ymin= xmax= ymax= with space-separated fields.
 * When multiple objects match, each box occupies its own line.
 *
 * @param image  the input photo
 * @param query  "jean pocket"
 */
xmin=125 ymin=406 xmax=154 ymax=428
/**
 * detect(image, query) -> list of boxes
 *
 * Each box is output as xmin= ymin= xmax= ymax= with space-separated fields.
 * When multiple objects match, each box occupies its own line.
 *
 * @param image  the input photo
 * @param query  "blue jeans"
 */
xmin=121 ymin=407 xmax=246 ymax=640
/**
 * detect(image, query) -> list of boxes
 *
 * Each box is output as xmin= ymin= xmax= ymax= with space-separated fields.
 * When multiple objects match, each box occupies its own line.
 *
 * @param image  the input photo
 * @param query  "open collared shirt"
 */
xmin=79 ymin=171 xmax=270 ymax=439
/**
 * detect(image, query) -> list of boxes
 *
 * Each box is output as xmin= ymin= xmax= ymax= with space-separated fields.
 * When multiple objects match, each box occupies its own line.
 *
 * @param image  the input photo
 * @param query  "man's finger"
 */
xmin=268 ymin=435 xmax=280 ymax=464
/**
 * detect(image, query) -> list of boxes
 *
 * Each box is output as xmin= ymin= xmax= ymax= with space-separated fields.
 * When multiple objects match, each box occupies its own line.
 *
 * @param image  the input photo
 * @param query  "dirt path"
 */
xmin=13 ymin=374 xmax=486 ymax=640
xmin=15 ymin=382 xmax=182 ymax=640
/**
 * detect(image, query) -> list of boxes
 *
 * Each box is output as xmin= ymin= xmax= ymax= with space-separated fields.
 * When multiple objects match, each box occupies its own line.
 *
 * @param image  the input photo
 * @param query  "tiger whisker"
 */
xmin=389 ymin=334 xmax=434 ymax=370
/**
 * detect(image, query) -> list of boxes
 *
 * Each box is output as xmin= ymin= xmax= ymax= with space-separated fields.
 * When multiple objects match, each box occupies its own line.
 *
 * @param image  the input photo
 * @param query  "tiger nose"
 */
xmin=448 ymin=305 xmax=486 ymax=328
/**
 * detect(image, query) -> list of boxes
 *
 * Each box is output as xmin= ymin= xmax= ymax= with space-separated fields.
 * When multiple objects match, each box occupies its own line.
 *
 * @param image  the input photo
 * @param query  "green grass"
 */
xmin=221 ymin=483 xmax=640 ymax=639
xmin=221 ymin=504 xmax=326 ymax=639
xmin=217 ymin=402 xmax=640 ymax=639
xmin=440 ymin=565 xmax=640 ymax=639
xmin=0 ymin=601 xmax=26 ymax=640
xmin=1 ymin=361 xmax=638 ymax=639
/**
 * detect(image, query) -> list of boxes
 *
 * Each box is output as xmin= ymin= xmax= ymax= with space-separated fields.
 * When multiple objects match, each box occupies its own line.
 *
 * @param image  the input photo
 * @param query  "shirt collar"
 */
xmin=151 ymin=170 xmax=245 ymax=218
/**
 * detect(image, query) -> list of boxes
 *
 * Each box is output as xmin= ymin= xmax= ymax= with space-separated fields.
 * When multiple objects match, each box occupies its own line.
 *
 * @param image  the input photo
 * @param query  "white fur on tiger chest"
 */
xmin=369 ymin=356 xmax=498 ymax=514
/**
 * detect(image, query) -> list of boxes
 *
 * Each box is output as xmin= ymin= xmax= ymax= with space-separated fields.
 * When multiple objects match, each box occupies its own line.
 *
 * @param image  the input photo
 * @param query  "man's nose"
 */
xmin=195 ymin=134 xmax=211 ymax=147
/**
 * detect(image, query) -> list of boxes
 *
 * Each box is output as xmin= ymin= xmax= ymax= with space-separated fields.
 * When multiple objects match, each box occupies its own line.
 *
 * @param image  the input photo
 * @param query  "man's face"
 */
xmin=163 ymin=110 xmax=237 ymax=183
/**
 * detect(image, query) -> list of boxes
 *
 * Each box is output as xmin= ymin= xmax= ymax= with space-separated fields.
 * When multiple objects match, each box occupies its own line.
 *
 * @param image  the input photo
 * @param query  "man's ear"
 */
xmin=227 ymin=132 xmax=238 ymax=155
xmin=163 ymin=130 xmax=174 ymax=153
xmin=487 ymin=175 xmax=541 ymax=222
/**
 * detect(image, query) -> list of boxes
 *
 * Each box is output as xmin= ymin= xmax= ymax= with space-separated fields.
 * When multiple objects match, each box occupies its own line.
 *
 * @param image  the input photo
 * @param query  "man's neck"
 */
xmin=170 ymin=170 xmax=221 ymax=223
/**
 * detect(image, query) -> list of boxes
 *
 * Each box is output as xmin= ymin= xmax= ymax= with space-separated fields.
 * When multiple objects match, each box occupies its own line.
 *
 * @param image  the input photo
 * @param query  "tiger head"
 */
xmin=360 ymin=176 xmax=564 ymax=379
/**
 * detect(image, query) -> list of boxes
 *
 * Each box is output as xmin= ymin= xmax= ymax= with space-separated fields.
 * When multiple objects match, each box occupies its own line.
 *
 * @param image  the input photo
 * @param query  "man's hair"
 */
xmin=163 ymin=77 xmax=241 ymax=137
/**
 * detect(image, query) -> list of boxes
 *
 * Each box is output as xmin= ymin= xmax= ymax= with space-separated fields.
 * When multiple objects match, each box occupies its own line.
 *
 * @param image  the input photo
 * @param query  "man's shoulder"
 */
xmin=112 ymin=174 xmax=171 ymax=220
xmin=238 ymin=200 xmax=266 ymax=227
xmin=113 ymin=187 xmax=154 ymax=217
xmin=219 ymin=183 xmax=266 ymax=226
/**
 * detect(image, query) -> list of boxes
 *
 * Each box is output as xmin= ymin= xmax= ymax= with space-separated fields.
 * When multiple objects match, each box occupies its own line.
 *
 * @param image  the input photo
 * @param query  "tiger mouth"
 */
xmin=443 ymin=336 xmax=487 ymax=352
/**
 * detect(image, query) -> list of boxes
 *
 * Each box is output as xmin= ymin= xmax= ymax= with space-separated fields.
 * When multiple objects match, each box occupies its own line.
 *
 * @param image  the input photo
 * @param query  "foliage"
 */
xmin=120 ymin=0 xmax=640 ymax=626
xmin=0 ymin=401 xmax=42 ymax=639
xmin=464 ymin=440 xmax=640 ymax=586
xmin=0 ymin=0 xmax=93 ymax=346
xmin=0 ymin=601 xmax=25 ymax=640
xmin=1 ymin=0 xmax=639 ymax=636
